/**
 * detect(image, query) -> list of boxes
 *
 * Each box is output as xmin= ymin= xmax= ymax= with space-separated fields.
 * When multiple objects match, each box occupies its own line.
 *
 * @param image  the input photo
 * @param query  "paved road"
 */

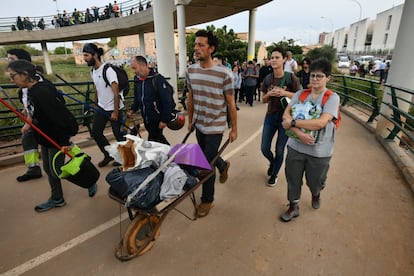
xmin=1 ymin=102 xmax=413 ymax=275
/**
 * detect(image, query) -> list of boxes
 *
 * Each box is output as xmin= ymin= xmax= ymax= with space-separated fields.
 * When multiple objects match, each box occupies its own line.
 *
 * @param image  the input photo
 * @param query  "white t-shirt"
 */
xmin=284 ymin=59 xmax=298 ymax=73
xmin=92 ymin=63 xmax=124 ymax=111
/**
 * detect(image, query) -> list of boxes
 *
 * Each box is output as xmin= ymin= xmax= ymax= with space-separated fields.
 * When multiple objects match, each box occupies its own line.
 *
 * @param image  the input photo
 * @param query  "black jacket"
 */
xmin=28 ymin=79 xmax=72 ymax=147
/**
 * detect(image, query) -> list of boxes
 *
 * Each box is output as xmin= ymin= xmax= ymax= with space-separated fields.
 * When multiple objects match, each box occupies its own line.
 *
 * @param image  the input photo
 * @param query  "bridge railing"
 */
xmin=328 ymin=74 xmax=414 ymax=153
xmin=0 ymin=0 xmax=146 ymax=32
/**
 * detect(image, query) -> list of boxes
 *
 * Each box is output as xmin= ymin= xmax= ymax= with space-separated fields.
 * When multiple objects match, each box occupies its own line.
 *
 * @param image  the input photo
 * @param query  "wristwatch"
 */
xmin=291 ymin=119 xmax=296 ymax=127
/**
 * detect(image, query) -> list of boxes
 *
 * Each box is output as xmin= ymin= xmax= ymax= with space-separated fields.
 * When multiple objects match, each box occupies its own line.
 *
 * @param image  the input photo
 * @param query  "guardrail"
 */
xmin=0 ymin=0 xmax=147 ymax=32
xmin=328 ymin=74 xmax=413 ymax=153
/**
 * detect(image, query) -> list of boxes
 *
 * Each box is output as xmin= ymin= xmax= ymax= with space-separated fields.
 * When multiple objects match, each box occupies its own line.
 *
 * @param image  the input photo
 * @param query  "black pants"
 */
xmin=91 ymin=109 xmax=125 ymax=158
xmin=144 ymin=122 xmax=170 ymax=145
xmin=196 ymin=129 xmax=225 ymax=203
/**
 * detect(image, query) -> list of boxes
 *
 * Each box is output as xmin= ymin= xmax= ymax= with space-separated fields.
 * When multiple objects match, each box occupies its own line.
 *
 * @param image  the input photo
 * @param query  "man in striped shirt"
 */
xmin=186 ymin=30 xmax=238 ymax=218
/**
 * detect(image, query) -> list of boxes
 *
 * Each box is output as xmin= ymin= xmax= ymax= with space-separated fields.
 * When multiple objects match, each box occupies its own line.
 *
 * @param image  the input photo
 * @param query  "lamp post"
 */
xmin=53 ymin=0 xmax=59 ymax=13
xmin=320 ymin=16 xmax=334 ymax=46
xmin=350 ymin=0 xmax=362 ymax=22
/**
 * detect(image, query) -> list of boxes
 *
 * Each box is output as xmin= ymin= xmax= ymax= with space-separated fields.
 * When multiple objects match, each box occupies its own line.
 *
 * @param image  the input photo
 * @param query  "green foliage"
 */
xmin=186 ymin=25 xmax=248 ymax=64
xmin=306 ymin=46 xmax=337 ymax=63
xmin=54 ymin=47 xmax=72 ymax=55
xmin=0 ymin=44 xmax=42 ymax=57
xmin=107 ymin=37 xmax=118 ymax=48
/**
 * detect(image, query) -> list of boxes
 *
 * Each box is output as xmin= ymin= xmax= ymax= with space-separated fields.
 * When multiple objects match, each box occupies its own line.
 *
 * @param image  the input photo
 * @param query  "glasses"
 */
xmin=310 ymin=73 xmax=325 ymax=80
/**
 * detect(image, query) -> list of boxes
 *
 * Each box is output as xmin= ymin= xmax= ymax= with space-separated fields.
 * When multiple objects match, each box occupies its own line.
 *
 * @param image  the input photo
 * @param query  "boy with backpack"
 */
xmin=280 ymin=58 xmax=340 ymax=222
xmin=128 ymin=55 xmax=174 ymax=145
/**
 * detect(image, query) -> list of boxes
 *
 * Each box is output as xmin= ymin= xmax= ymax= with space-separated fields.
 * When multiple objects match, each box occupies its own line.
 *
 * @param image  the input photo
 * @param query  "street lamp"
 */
xmin=350 ymin=0 xmax=362 ymax=22
xmin=320 ymin=16 xmax=334 ymax=46
xmin=53 ymin=0 xmax=59 ymax=13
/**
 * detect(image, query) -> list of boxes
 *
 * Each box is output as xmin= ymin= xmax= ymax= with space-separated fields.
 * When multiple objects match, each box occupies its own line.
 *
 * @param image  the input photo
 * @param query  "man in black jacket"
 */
xmin=128 ymin=56 xmax=174 ymax=145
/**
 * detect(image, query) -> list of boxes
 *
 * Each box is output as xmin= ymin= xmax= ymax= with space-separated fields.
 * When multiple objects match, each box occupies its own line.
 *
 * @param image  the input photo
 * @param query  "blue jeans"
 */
xmin=260 ymin=113 xmax=289 ymax=176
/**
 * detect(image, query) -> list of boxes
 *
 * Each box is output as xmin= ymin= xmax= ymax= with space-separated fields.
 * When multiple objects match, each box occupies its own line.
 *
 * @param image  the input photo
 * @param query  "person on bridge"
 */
xmin=260 ymin=47 xmax=300 ymax=187
xmin=128 ymin=55 xmax=174 ymax=145
xmin=82 ymin=43 xmax=125 ymax=167
xmin=186 ymin=30 xmax=238 ymax=218
xmin=7 ymin=48 xmax=43 ymax=182
xmin=280 ymin=58 xmax=340 ymax=222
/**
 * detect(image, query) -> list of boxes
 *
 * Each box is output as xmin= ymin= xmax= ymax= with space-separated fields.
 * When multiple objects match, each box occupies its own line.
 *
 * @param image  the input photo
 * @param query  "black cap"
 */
xmin=83 ymin=43 xmax=98 ymax=54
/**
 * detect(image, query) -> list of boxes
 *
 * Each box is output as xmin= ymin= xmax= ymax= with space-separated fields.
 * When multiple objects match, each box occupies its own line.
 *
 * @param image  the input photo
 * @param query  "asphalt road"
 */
xmin=1 ymin=102 xmax=413 ymax=275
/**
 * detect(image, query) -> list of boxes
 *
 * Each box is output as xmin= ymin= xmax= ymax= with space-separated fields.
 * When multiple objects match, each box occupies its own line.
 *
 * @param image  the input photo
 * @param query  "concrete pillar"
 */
xmin=152 ymin=0 xmax=178 ymax=100
xmin=41 ymin=41 xmax=52 ymax=75
xmin=376 ymin=1 xmax=414 ymax=138
xmin=139 ymin=33 xmax=145 ymax=55
xmin=175 ymin=0 xmax=190 ymax=78
xmin=247 ymin=8 xmax=257 ymax=62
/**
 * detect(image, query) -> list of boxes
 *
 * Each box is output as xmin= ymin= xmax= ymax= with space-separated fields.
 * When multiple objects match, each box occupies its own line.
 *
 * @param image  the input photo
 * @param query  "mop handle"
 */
xmin=0 ymin=93 xmax=73 ymax=159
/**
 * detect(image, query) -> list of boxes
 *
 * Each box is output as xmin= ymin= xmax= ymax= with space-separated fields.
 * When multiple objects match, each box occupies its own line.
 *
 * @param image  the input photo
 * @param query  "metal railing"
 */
xmin=0 ymin=0 xmax=148 ymax=32
xmin=328 ymin=74 xmax=414 ymax=153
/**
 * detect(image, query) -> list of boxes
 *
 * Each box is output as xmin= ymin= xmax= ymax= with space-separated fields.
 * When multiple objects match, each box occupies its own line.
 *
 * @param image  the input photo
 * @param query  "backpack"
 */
xmin=102 ymin=63 xmax=130 ymax=97
xmin=54 ymin=89 xmax=79 ymax=136
xmin=151 ymin=73 xmax=176 ymax=111
xmin=299 ymin=88 xmax=341 ymax=128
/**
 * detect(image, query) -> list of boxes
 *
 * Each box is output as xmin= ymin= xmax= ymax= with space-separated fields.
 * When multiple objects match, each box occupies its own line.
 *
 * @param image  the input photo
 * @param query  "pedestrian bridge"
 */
xmin=0 ymin=0 xmax=271 ymax=45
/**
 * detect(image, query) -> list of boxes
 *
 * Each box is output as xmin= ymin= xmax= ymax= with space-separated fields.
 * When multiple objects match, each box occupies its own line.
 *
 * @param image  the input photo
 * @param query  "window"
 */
xmin=386 ymin=15 xmax=392 ymax=30
xmin=383 ymin=33 xmax=388 ymax=47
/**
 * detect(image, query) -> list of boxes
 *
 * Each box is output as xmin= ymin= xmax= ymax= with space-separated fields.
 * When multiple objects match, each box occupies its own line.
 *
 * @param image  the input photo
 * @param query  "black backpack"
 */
xmin=151 ymin=73 xmax=176 ymax=110
xmin=102 ymin=63 xmax=130 ymax=97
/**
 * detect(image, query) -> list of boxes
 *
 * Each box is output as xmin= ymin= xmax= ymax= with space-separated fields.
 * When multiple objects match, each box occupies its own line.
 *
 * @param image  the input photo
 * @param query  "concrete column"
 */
xmin=376 ymin=1 xmax=414 ymax=138
xmin=152 ymin=0 xmax=178 ymax=100
xmin=175 ymin=0 xmax=190 ymax=78
xmin=247 ymin=8 xmax=257 ymax=62
xmin=41 ymin=41 xmax=52 ymax=75
xmin=139 ymin=33 xmax=145 ymax=55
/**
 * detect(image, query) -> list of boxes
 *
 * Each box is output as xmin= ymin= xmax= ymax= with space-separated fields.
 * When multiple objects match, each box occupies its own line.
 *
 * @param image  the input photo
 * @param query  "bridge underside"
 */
xmin=0 ymin=0 xmax=272 ymax=45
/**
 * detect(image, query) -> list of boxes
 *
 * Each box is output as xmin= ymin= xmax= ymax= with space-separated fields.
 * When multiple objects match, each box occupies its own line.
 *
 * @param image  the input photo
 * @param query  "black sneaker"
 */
xmin=88 ymin=184 xmax=98 ymax=197
xmin=280 ymin=203 xmax=299 ymax=222
xmin=312 ymin=194 xmax=321 ymax=209
xmin=34 ymin=198 xmax=66 ymax=212
xmin=267 ymin=175 xmax=277 ymax=187
xmin=98 ymin=157 xmax=114 ymax=167
xmin=267 ymin=163 xmax=274 ymax=176
xmin=16 ymin=166 xmax=42 ymax=182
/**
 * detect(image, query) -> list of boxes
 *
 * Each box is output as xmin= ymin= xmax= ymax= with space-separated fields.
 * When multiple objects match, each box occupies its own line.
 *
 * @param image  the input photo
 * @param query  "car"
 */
xmin=356 ymin=55 xmax=374 ymax=66
xmin=338 ymin=56 xmax=350 ymax=68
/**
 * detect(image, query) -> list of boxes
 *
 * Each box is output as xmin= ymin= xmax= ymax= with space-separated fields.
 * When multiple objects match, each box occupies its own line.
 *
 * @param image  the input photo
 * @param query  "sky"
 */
xmin=0 ymin=0 xmax=405 ymax=48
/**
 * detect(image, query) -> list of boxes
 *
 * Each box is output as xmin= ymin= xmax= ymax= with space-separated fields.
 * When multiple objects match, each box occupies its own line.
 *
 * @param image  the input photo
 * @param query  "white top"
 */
xmin=284 ymin=59 xmax=298 ymax=73
xmin=21 ymin=88 xmax=29 ymax=109
xmin=92 ymin=63 xmax=124 ymax=111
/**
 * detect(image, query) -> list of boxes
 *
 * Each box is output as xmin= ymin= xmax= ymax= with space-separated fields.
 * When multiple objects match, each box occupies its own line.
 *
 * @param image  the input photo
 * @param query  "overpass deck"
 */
xmin=0 ymin=103 xmax=413 ymax=275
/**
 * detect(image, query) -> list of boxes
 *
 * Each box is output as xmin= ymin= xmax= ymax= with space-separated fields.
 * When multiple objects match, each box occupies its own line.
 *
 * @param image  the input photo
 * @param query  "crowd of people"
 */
xmin=11 ymin=1 xmax=152 ymax=31
xmin=7 ymin=30 xmax=340 ymax=223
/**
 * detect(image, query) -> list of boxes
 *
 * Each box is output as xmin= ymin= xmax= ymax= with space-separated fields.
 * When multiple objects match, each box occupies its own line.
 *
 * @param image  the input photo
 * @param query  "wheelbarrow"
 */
xmin=107 ymin=132 xmax=230 ymax=261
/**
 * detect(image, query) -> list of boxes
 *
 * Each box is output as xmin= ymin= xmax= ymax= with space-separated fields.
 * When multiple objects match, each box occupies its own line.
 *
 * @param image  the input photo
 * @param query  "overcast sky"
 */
xmin=0 ymin=0 xmax=405 ymax=48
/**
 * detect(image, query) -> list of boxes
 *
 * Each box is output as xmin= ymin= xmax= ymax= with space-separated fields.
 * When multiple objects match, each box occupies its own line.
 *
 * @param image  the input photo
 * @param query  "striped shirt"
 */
xmin=186 ymin=63 xmax=234 ymax=134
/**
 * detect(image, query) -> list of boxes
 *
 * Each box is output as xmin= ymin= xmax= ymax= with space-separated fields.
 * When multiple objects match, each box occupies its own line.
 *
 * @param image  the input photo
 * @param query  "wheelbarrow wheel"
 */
xmin=123 ymin=214 xmax=161 ymax=256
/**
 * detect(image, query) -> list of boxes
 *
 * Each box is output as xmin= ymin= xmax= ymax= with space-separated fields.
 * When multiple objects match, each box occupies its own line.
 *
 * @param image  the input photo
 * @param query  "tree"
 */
xmin=186 ymin=25 xmax=248 ymax=64
xmin=306 ymin=45 xmax=336 ymax=63
xmin=54 ymin=47 xmax=72 ymax=55
xmin=0 ymin=44 xmax=42 ymax=57
xmin=107 ymin=37 xmax=117 ymax=48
